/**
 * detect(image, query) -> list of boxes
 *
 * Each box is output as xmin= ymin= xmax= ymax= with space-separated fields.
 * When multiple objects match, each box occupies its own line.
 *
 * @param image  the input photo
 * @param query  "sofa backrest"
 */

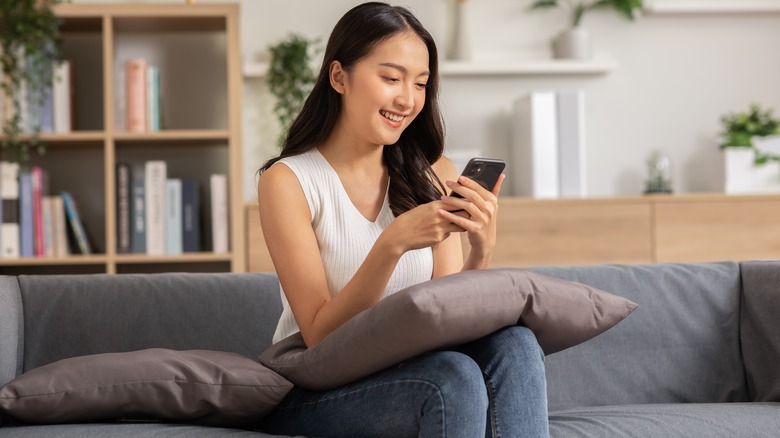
xmin=0 ymin=277 xmax=23 ymax=388
xmin=531 ymin=262 xmax=749 ymax=411
xmin=17 ymin=273 xmax=283 ymax=373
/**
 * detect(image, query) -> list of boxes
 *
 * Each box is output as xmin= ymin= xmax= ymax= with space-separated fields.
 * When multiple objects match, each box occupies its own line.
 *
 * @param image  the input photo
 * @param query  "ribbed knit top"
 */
xmin=271 ymin=148 xmax=434 ymax=344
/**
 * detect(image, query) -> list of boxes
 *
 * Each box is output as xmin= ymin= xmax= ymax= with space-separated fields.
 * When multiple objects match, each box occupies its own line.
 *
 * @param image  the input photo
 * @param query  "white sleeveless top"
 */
xmin=271 ymin=148 xmax=434 ymax=343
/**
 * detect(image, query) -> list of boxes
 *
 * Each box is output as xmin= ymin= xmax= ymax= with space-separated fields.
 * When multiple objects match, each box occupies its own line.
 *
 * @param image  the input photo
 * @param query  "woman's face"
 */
xmin=334 ymin=30 xmax=430 ymax=148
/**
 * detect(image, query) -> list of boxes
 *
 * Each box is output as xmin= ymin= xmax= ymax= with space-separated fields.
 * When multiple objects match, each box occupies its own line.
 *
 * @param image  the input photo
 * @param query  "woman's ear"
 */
xmin=329 ymin=60 xmax=346 ymax=94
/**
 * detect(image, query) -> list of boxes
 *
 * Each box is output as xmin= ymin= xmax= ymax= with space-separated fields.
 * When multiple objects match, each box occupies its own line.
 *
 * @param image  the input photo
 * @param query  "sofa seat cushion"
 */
xmin=261 ymin=267 xmax=636 ymax=390
xmin=549 ymin=403 xmax=780 ymax=438
xmin=0 ymin=422 xmax=300 ymax=438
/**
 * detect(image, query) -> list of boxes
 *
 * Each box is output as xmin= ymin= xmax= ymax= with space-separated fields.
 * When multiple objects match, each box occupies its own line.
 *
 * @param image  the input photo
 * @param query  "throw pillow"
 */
xmin=0 ymin=349 xmax=293 ymax=427
xmin=259 ymin=267 xmax=637 ymax=390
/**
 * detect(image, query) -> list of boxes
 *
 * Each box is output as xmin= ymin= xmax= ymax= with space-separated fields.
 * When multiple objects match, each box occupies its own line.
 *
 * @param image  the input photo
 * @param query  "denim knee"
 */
xmin=489 ymin=326 xmax=545 ymax=362
xmin=414 ymin=351 xmax=489 ymax=435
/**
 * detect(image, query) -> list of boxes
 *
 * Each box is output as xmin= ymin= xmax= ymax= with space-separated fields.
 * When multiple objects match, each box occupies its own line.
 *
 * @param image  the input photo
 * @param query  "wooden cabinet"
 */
xmin=0 ymin=4 xmax=244 ymax=274
xmin=246 ymin=194 xmax=780 ymax=271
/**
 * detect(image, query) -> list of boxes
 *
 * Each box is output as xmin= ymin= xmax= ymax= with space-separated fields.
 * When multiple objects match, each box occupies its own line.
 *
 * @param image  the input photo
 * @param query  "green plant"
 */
xmin=530 ymin=0 xmax=643 ymax=28
xmin=0 ymin=0 xmax=63 ymax=165
xmin=267 ymin=34 xmax=318 ymax=146
xmin=719 ymin=103 xmax=780 ymax=165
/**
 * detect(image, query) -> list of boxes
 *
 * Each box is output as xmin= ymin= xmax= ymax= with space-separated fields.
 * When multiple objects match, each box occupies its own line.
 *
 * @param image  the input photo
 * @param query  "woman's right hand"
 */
xmin=381 ymin=201 xmax=465 ymax=253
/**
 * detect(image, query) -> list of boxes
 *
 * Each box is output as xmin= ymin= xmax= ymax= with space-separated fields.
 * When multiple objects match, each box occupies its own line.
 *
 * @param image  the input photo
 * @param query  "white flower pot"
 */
xmin=723 ymin=147 xmax=780 ymax=194
xmin=552 ymin=28 xmax=591 ymax=60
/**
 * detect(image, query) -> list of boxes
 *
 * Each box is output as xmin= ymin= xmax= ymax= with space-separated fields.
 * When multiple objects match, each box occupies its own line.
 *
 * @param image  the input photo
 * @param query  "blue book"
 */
xmin=165 ymin=178 xmax=182 ymax=255
xmin=19 ymin=172 xmax=34 ymax=257
xmin=38 ymin=79 xmax=54 ymax=133
xmin=61 ymin=191 xmax=92 ymax=255
xmin=181 ymin=180 xmax=200 ymax=252
xmin=131 ymin=165 xmax=146 ymax=253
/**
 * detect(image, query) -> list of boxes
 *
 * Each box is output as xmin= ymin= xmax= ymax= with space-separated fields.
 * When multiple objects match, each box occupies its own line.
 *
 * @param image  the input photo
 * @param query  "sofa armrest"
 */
xmin=0 ymin=276 xmax=23 ymax=388
xmin=740 ymin=260 xmax=780 ymax=401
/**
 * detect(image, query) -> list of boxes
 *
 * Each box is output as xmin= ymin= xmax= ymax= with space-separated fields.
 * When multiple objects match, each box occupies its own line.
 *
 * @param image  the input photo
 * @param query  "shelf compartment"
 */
xmin=61 ymin=18 xmax=105 ymax=132
xmin=116 ymin=260 xmax=231 ymax=274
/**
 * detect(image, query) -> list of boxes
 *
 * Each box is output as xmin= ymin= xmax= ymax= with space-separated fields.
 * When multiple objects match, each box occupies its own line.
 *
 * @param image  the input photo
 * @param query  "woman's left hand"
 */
xmin=437 ymin=173 xmax=506 ymax=260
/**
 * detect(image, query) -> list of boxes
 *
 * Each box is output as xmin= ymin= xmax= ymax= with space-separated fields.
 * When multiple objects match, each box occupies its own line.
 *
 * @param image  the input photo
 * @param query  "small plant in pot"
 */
xmin=719 ymin=103 xmax=780 ymax=165
xmin=529 ymin=0 xmax=643 ymax=59
xmin=266 ymin=34 xmax=318 ymax=147
xmin=0 ymin=0 xmax=63 ymax=165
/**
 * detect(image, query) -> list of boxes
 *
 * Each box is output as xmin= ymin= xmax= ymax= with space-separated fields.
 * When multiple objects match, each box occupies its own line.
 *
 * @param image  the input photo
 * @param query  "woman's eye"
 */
xmin=416 ymin=83 xmax=427 ymax=89
xmin=384 ymin=77 xmax=400 ymax=83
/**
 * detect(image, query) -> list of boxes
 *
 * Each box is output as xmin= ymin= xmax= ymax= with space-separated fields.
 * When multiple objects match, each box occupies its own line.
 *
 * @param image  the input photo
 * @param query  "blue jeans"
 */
xmin=259 ymin=326 xmax=549 ymax=437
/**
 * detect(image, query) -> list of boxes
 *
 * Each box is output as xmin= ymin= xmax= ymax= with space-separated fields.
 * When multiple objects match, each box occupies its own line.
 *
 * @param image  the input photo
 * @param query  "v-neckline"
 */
xmin=313 ymin=148 xmax=390 ymax=224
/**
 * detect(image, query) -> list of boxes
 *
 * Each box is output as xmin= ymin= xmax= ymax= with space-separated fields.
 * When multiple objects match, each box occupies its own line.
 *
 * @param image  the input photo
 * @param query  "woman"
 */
xmin=257 ymin=3 xmax=548 ymax=437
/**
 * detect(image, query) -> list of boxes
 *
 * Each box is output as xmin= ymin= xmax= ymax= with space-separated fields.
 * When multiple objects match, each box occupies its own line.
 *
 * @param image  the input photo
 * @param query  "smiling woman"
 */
xmin=254 ymin=2 xmax=546 ymax=437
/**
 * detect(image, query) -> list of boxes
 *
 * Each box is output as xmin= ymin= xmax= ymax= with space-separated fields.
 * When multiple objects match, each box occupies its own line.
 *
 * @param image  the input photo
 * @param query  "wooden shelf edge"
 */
xmin=646 ymin=1 xmax=780 ymax=13
xmin=0 ymin=255 xmax=108 ymax=266
xmin=114 ymin=253 xmax=233 ymax=264
xmin=439 ymin=59 xmax=618 ymax=76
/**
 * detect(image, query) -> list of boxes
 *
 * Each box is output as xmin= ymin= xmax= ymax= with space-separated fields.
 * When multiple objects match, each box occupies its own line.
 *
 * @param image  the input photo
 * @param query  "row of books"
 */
xmin=0 ymin=57 xmax=73 ymax=134
xmin=511 ymin=91 xmax=587 ymax=199
xmin=0 ymin=162 xmax=90 ymax=259
xmin=116 ymin=161 xmax=228 ymax=255
xmin=124 ymin=58 xmax=162 ymax=132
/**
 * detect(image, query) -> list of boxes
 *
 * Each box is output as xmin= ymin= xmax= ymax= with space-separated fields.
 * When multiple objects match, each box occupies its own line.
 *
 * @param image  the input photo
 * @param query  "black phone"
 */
xmin=450 ymin=157 xmax=506 ymax=198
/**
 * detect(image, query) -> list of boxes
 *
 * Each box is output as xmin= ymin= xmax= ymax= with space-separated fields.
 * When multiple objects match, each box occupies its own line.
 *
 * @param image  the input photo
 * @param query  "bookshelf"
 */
xmin=0 ymin=3 xmax=244 ymax=275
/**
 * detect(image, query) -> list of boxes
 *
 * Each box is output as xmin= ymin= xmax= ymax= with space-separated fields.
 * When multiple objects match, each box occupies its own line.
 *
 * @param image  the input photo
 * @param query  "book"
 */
xmin=210 ymin=174 xmax=228 ymax=254
xmin=146 ymin=64 xmax=160 ymax=132
xmin=165 ymin=178 xmax=182 ymax=255
xmin=126 ymin=58 xmax=147 ymax=132
xmin=144 ymin=160 xmax=167 ymax=255
xmin=181 ymin=180 xmax=201 ymax=253
xmin=511 ymin=91 xmax=559 ymax=198
xmin=41 ymin=196 xmax=55 ymax=257
xmin=557 ymin=91 xmax=587 ymax=198
xmin=53 ymin=60 xmax=72 ymax=133
xmin=131 ymin=164 xmax=146 ymax=253
xmin=51 ymin=195 xmax=69 ymax=257
xmin=31 ymin=166 xmax=49 ymax=257
xmin=61 ymin=191 xmax=92 ymax=255
xmin=116 ymin=163 xmax=132 ymax=253
xmin=0 ymin=161 xmax=20 ymax=258
xmin=19 ymin=171 xmax=34 ymax=257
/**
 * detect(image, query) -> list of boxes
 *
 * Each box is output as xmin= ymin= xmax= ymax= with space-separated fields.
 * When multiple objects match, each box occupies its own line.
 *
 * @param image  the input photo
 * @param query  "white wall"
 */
xmin=75 ymin=0 xmax=780 ymax=200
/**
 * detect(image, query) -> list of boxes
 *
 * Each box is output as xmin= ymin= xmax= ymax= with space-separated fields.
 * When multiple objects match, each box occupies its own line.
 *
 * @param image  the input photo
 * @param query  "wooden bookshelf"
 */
xmin=247 ymin=194 xmax=780 ymax=271
xmin=0 ymin=3 xmax=244 ymax=275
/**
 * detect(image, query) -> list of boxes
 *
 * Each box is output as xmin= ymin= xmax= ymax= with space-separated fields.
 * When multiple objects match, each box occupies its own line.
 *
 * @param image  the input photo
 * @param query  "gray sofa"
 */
xmin=1 ymin=260 xmax=779 ymax=437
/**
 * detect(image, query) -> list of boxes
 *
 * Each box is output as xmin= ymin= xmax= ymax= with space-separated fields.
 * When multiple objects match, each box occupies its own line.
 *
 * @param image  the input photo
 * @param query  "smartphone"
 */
xmin=450 ymin=158 xmax=506 ymax=198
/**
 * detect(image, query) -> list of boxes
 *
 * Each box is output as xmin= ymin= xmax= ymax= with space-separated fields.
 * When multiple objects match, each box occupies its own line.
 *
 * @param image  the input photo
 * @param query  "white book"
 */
xmin=41 ymin=196 xmax=55 ymax=257
xmin=145 ymin=160 xmax=167 ymax=255
xmin=511 ymin=92 xmax=559 ymax=198
xmin=210 ymin=174 xmax=228 ymax=254
xmin=52 ymin=60 xmax=72 ymax=133
xmin=0 ymin=161 xmax=20 ymax=258
xmin=557 ymin=91 xmax=587 ymax=198
xmin=51 ymin=195 xmax=69 ymax=257
xmin=165 ymin=178 xmax=182 ymax=255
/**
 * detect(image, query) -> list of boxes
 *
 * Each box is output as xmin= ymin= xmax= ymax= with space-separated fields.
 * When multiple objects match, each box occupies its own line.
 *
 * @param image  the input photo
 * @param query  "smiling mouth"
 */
xmin=380 ymin=110 xmax=405 ymax=123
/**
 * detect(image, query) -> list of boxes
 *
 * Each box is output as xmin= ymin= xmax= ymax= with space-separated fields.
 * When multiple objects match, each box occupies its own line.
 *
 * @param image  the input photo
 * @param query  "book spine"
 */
xmin=210 ymin=174 xmax=228 ymax=254
xmin=557 ymin=91 xmax=587 ymax=198
xmin=31 ymin=166 xmax=45 ymax=257
xmin=52 ymin=195 xmax=69 ymax=256
xmin=52 ymin=60 xmax=72 ymax=133
xmin=19 ymin=172 xmax=34 ymax=257
xmin=131 ymin=165 xmax=146 ymax=253
xmin=41 ymin=196 xmax=55 ymax=257
xmin=166 ymin=179 xmax=182 ymax=255
xmin=0 ymin=161 xmax=20 ymax=258
xmin=144 ymin=160 xmax=167 ymax=255
xmin=146 ymin=65 xmax=160 ymax=132
xmin=61 ymin=191 xmax=92 ymax=255
xmin=181 ymin=180 xmax=200 ymax=253
xmin=116 ymin=163 xmax=132 ymax=253
xmin=126 ymin=58 xmax=147 ymax=132
xmin=38 ymin=77 xmax=54 ymax=133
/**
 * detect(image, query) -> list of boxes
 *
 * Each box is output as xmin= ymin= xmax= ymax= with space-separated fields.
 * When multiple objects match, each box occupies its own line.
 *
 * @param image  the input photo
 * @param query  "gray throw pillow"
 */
xmin=0 ymin=349 xmax=293 ymax=427
xmin=740 ymin=261 xmax=780 ymax=401
xmin=260 ymin=267 xmax=637 ymax=390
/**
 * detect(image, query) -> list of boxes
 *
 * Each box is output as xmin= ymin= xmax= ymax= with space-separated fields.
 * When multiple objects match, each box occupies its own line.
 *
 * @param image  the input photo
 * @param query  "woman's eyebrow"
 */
xmin=378 ymin=62 xmax=430 ymax=77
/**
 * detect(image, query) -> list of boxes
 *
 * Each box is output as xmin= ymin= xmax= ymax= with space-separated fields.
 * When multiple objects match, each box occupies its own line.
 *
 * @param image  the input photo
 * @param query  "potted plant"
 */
xmin=719 ymin=103 xmax=780 ymax=194
xmin=0 ymin=0 xmax=63 ymax=165
xmin=529 ymin=0 xmax=643 ymax=59
xmin=266 ymin=34 xmax=318 ymax=146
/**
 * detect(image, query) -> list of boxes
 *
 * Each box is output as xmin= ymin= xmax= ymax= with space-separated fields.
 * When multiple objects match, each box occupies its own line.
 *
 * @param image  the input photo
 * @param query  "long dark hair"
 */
xmin=258 ymin=2 xmax=446 ymax=216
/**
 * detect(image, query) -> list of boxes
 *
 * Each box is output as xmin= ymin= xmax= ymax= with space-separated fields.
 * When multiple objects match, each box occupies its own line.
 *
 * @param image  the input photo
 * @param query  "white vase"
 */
xmin=447 ymin=0 xmax=471 ymax=61
xmin=552 ymin=28 xmax=591 ymax=60
xmin=723 ymin=147 xmax=780 ymax=194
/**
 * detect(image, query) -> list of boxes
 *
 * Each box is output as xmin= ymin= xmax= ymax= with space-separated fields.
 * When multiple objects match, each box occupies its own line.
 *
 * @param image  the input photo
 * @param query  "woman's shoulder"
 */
xmin=431 ymin=155 xmax=458 ymax=182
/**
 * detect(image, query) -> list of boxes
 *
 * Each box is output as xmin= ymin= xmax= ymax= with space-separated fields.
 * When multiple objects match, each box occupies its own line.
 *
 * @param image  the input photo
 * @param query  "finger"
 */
xmin=438 ymin=209 xmax=477 ymax=232
xmin=446 ymin=179 xmax=485 ymax=207
xmin=458 ymin=175 xmax=493 ymax=198
xmin=492 ymin=173 xmax=506 ymax=197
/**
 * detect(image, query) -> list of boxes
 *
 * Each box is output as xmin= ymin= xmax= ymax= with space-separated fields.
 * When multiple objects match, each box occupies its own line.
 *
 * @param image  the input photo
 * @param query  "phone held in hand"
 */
xmin=450 ymin=158 xmax=506 ymax=198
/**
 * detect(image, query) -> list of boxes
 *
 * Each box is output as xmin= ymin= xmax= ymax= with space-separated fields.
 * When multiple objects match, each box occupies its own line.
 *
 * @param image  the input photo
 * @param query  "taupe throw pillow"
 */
xmin=0 ymin=349 xmax=293 ymax=426
xmin=260 ymin=267 xmax=637 ymax=391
